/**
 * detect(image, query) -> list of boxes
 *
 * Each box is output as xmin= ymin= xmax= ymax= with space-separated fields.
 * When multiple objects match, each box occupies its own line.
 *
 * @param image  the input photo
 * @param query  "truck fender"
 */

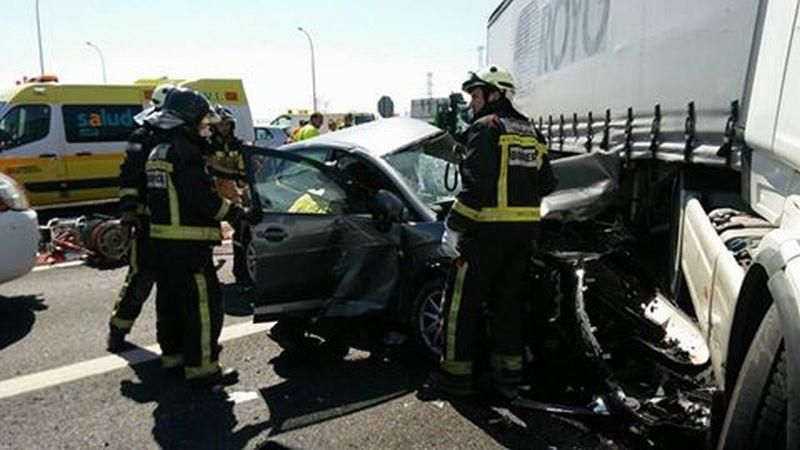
xmin=743 ymin=229 xmax=800 ymax=446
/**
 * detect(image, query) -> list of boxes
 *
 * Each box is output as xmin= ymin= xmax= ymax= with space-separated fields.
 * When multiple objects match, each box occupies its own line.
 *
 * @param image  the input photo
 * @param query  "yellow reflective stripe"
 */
xmin=150 ymin=224 xmax=221 ymax=241
xmin=185 ymin=362 xmax=220 ymax=379
xmin=441 ymin=360 xmax=473 ymax=376
xmin=194 ymin=273 xmax=212 ymax=374
xmin=498 ymin=138 xmax=509 ymax=207
xmin=452 ymin=201 xmax=540 ymax=223
xmin=499 ymin=134 xmax=541 ymax=148
xmin=214 ymin=199 xmax=231 ymax=221
xmin=129 ymin=236 xmax=139 ymax=272
xmin=145 ymin=160 xmax=173 ymax=173
xmin=109 ymin=316 xmax=134 ymax=330
xmin=491 ymin=354 xmax=523 ymax=372
xmin=445 ymin=262 xmax=469 ymax=361
xmin=119 ymin=188 xmax=139 ymax=198
xmin=167 ymin=179 xmax=180 ymax=226
xmin=161 ymin=354 xmax=184 ymax=369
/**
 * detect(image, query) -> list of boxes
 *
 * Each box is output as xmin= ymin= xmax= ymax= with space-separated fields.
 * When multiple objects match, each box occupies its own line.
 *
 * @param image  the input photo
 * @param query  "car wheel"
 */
xmin=245 ymin=236 xmax=257 ymax=286
xmin=411 ymin=278 xmax=446 ymax=358
xmin=717 ymin=304 xmax=788 ymax=449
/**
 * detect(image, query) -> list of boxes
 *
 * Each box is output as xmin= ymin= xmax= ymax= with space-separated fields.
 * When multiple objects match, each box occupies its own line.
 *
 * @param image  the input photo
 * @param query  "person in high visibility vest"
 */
xmin=145 ymin=88 xmax=245 ymax=389
xmin=107 ymin=83 xmax=173 ymax=352
xmin=429 ymin=65 xmax=556 ymax=400
xmin=295 ymin=112 xmax=323 ymax=141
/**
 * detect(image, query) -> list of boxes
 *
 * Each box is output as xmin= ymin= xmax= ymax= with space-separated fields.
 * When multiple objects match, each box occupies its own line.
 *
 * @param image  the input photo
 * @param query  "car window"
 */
xmin=62 ymin=105 xmax=142 ymax=143
xmin=254 ymin=128 xmax=273 ymax=141
xmin=0 ymin=105 xmax=51 ymax=150
xmin=383 ymin=135 xmax=461 ymax=206
xmin=250 ymin=153 xmax=348 ymax=215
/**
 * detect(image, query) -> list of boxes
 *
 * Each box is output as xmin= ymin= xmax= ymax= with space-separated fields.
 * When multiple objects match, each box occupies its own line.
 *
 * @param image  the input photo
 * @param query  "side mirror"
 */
xmin=372 ymin=189 xmax=404 ymax=232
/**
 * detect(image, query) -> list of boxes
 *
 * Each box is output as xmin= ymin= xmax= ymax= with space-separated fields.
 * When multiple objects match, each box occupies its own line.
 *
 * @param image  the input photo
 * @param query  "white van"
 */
xmin=0 ymin=78 xmax=254 ymax=208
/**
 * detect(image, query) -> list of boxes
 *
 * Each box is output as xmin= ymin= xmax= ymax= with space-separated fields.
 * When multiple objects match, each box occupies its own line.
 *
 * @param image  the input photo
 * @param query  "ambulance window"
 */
xmin=62 ymin=105 xmax=143 ymax=143
xmin=0 ymin=105 xmax=51 ymax=150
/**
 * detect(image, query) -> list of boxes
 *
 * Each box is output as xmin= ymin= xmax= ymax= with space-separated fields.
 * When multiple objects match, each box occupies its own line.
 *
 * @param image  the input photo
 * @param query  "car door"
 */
xmin=242 ymin=146 xmax=402 ymax=322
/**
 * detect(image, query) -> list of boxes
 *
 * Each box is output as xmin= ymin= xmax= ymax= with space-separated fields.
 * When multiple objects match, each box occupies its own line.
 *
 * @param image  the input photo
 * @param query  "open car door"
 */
xmin=242 ymin=146 xmax=402 ymax=323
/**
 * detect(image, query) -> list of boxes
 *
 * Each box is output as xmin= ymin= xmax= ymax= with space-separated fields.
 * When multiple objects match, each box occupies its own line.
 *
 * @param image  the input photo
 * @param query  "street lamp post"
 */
xmin=35 ymin=0 xmax=45 ymax=76
xmin=297 ymin=27 xmax=317 ymax=112
xmin=85 ymin=41 xmax=107 ymax=84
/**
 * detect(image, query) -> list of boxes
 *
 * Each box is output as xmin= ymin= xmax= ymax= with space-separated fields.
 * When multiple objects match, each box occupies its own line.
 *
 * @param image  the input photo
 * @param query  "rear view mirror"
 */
xmin=372 ymin=189 xmax=404 ymax=232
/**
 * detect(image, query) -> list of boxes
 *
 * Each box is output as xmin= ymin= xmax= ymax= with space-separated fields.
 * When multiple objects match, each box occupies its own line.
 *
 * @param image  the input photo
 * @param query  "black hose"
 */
xmin=444 ymin=162 xmax=459 ymax=192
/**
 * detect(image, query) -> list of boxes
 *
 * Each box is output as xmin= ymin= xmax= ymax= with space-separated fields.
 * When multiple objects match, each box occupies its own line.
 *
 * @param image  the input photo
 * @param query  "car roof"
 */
xmin=281 ymin=117 xmax=444 ymax=157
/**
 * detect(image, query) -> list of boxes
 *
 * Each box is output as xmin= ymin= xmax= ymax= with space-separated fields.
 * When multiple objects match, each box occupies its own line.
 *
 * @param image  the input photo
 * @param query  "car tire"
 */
xmin=410 ymin=278 xmax=446 ymax=358
xmin=717 ymin=303 xmax=788 ymax=449
xmin=241 ymin=225 xmax=257 ymax=288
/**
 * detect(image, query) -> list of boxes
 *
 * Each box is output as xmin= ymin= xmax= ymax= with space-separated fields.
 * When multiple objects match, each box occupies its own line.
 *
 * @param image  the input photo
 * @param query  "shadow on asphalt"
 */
xmin=255 ymin=348 xmax=426 ymax=437
xmin=446 ymin=398 xmax=611 ymax=449
xmin=221 ymin=282 xmax=254 ymax=317
xmin=0 ymin=294 xmax=47 ymax=352
xmin=118 ymin=347 xmax=245 ymax=450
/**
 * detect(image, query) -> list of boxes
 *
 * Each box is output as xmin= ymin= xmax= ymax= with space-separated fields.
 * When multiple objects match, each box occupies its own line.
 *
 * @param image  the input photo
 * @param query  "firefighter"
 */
xmin=207 ymin=105 xmax=249 ymax=287
xmin=107 ymin=84 xmax=174 ymax=352
xmin=431 ymin=65 xmax=556 ymax=399
xmin=145 ymin=87 xmax=245 ymax=388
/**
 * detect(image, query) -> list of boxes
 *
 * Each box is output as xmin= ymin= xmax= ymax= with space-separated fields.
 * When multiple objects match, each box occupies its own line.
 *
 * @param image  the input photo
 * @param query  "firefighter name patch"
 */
xmin=508 ymin=146 xmax=543 ymax=168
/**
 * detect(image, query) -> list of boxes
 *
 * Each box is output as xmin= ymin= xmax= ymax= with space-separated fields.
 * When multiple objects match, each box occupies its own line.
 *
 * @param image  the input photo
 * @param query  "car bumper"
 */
xmin=0 ymin=209 xmax=39 ymax=284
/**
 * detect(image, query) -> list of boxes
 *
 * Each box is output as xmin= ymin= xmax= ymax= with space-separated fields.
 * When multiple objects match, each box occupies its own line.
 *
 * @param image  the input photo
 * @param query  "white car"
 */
xmin=0 ymin=172 xmax=38 ymax=284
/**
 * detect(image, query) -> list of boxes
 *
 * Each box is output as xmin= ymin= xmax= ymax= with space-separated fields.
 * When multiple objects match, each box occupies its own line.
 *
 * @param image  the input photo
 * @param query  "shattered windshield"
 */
xmin=383 ymin=133 xmax=461 ymax=206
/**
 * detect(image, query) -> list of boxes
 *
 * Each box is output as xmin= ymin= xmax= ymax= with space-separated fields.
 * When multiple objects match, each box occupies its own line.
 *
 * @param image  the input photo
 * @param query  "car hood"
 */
xmin=282 ymin=117 xmax=445 ymax=158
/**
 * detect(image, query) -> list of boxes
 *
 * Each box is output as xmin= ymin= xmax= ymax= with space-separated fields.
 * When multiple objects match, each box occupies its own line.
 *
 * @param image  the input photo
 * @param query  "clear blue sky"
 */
xmin=2 ymin=0 xmax=501 ymax=119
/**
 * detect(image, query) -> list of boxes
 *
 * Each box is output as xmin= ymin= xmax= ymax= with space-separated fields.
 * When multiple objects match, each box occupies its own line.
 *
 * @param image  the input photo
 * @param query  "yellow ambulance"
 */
xmin=0 ymin=78 xmax=253 ymax=208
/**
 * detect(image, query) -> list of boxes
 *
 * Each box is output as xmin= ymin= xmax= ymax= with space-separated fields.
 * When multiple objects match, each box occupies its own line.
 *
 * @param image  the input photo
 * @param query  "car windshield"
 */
xmin=382 ymin=132 xmax=461 ymax=206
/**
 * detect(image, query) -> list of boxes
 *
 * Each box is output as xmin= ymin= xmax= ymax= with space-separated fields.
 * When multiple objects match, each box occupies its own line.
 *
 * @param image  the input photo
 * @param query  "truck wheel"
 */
xmin=410 ymin=278 xmax=446 ymax=358
xmin=717 ymin=304 xmax=787 ymax=449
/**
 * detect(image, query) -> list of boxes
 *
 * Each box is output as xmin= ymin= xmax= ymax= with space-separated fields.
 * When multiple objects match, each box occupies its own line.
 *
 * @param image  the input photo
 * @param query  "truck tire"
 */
xmin=717 ymin=304 xmax=787 ymax=449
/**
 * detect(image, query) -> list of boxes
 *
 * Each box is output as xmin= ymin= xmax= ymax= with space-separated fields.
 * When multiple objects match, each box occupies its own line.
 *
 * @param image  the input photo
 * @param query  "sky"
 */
xmin=2 ymin=0 xmax=501 ymax=121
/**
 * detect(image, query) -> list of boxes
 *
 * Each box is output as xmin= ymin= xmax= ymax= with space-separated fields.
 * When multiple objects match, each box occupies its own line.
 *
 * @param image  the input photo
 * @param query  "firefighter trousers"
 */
xmin=440 ymin=238 xmax=531 ymax=382
xmin=155 ymin=246 xmax=224 ymax=379
xmin=109 ymin=221 xmax=156 ymax=334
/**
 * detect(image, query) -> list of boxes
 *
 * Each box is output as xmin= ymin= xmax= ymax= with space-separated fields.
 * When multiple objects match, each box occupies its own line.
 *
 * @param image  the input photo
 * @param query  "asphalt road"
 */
xmin=0 ymin=245 xmax=622 ymax=449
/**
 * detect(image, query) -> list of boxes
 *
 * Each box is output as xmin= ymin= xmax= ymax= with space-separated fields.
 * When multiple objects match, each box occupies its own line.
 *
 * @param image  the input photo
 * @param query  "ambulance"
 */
xmin=0 ymin=78 xmax=254 ymax=208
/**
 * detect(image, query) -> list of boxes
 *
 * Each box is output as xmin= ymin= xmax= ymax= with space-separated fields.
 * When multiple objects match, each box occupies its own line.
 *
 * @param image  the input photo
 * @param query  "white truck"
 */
xmin=488 ymin=0 xmax=799 ymax=447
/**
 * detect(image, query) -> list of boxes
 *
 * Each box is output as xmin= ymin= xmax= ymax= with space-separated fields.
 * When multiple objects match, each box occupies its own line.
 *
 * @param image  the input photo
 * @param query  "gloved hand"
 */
xmin=120 ymin=211 xmax=139 ymax=227
xmin=119 ymin=211 xmax=138 ymax=242
xmin=440 ymin=227 xmax=461 ymax=258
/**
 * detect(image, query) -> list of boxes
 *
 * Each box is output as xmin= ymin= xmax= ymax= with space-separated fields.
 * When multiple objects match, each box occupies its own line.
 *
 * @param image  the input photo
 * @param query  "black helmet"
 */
xmin=163 ymin=88 xmax=213 ymax=126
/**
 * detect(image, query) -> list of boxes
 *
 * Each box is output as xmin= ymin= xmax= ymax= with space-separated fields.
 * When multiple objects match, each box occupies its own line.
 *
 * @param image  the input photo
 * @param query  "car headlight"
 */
xmin=0 ymin=173 xmax=31 ymax=211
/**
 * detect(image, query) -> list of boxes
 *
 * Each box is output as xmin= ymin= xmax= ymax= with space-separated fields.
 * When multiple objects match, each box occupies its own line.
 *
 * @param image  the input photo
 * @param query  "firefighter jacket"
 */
xmin=445 ymin=100 xmax=556 ymax=240
xmin=145 ymin=130 xmax=241 ymax=245
xmin=119 ymin=126 xmax=165 ymax=214
xmin=206 ymin=134 xmax=246 ymax=204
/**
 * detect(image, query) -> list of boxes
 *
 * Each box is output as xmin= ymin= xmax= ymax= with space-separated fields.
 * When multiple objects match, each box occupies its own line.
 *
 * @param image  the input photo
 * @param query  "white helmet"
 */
xmin=462 ymin=65 xmax=516 ymax=97
xmin=151 ymin=84 xmax=175 ymax=109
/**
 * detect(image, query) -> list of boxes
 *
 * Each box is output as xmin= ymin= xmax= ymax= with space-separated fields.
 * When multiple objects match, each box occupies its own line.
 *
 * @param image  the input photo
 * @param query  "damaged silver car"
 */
xmin=242 ymin=118 xmax=458 ymax=355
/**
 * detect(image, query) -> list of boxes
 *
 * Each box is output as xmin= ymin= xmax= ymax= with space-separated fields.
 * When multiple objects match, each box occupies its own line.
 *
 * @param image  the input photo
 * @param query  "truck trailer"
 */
xmin=487 ymin=0 xmax=800 ymax=447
